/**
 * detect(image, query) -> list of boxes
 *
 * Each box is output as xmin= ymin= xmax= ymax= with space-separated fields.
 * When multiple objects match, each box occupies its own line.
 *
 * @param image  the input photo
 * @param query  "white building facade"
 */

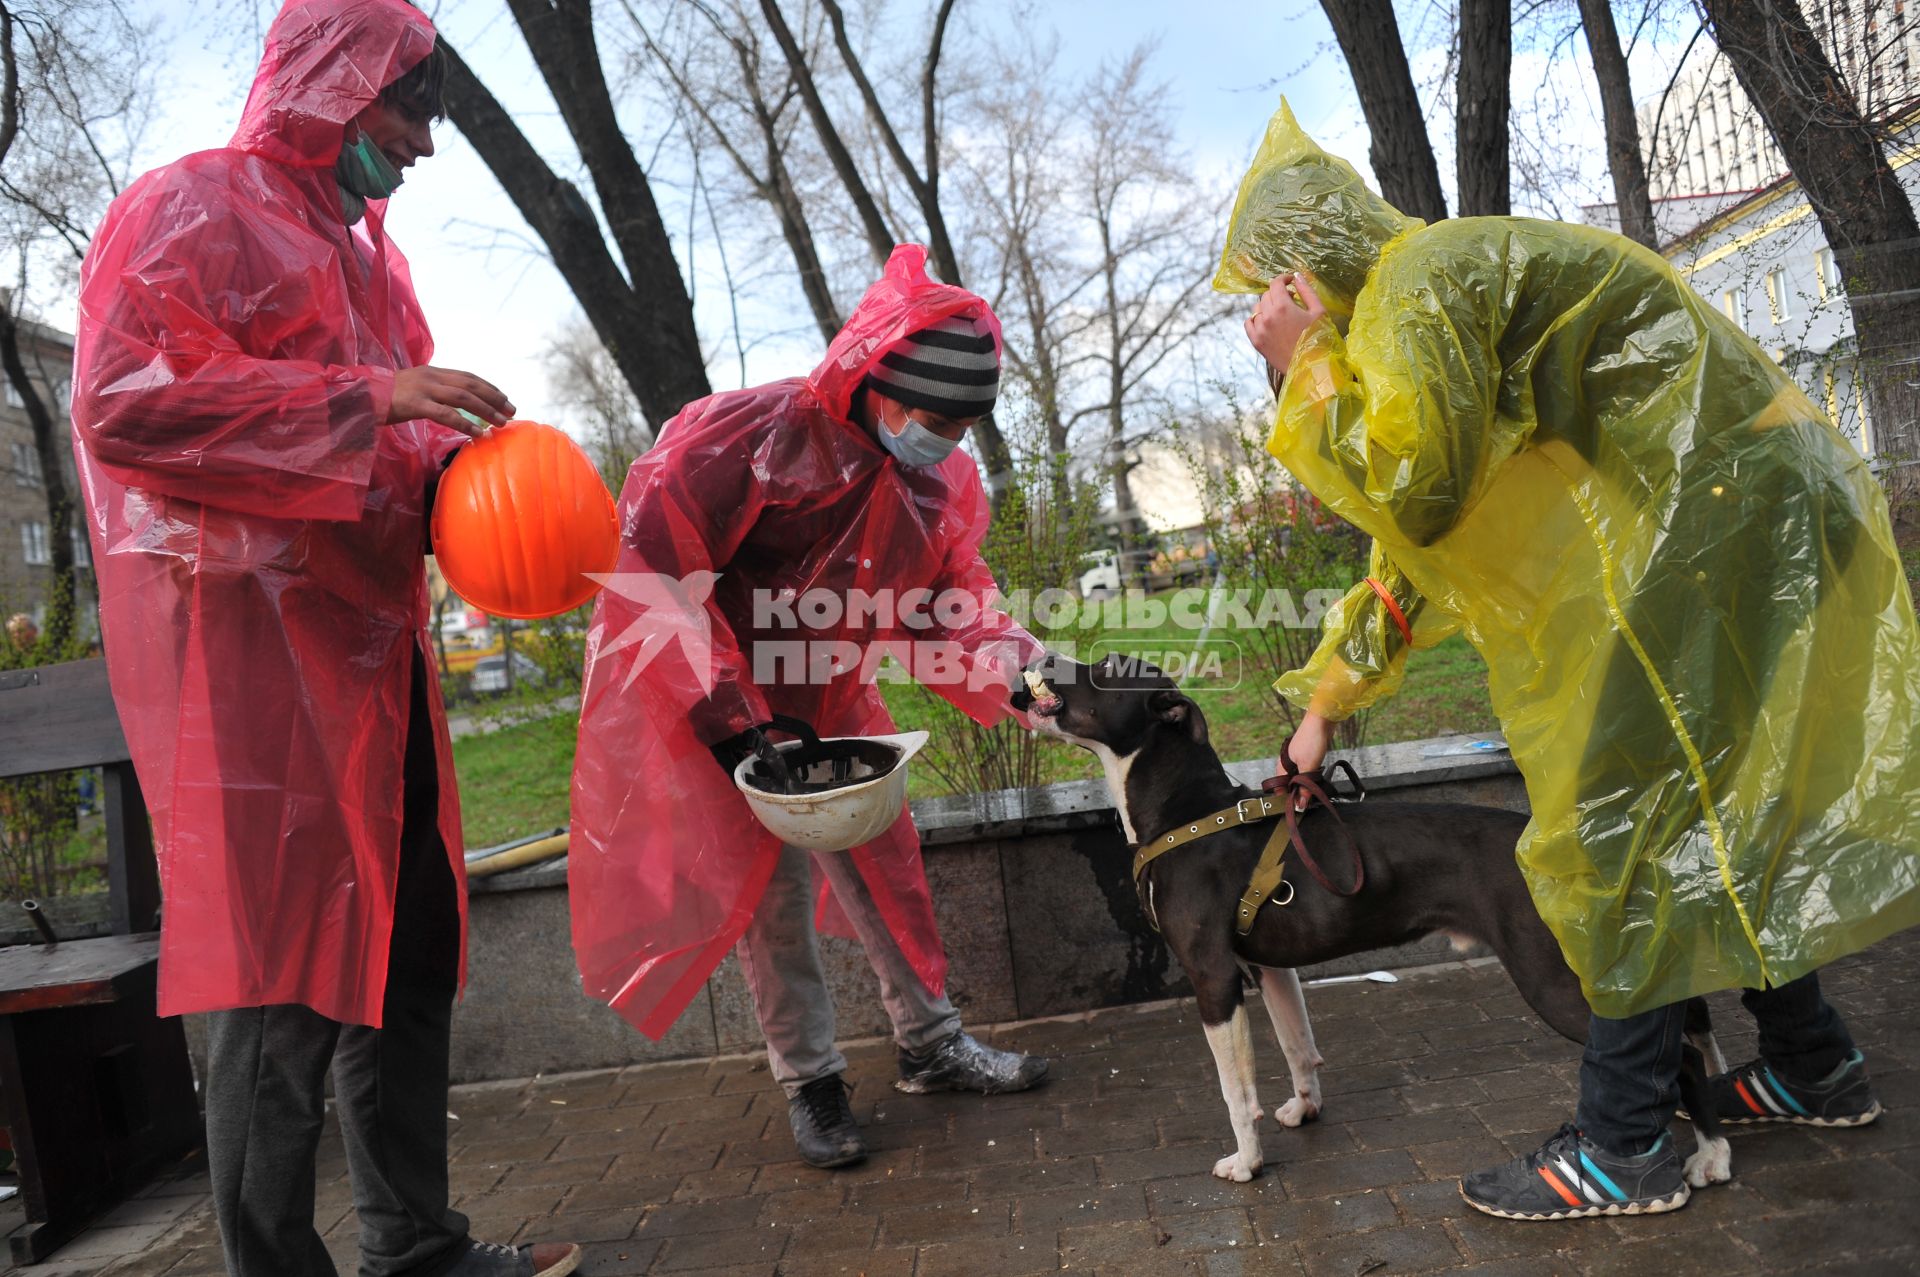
xmin=1639 ymin=1 xmax=1919 ymax=200
xmin=1659 ymin=122 xmax=1920 ymax=459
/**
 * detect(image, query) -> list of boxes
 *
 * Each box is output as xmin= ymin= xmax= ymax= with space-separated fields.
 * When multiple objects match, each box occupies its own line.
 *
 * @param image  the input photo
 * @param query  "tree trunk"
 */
xmin=439 ymin=31 xmax=710 ymax=434
xmin=1578 ymin=0 xmax=1658 ymax=249
xmin=0 ymin=313 xmax=73 ymax=647
xmin=631 ymin=5 xmax=846 ymax=346
xmin=1317 ymin=0 xmax=1448 ymax=223
xmin=1454 ymin=0 xmax=1511 ymax=217
xmin=1099 ymin=231 xmax=1141 ymax=561
xmin=1702 ymin=0 xmax=1920 ymax=508
xmin=757 ymin=0 xmax=896 ymax=270
xmin=763 ymin=140 xmax=844 ymax=345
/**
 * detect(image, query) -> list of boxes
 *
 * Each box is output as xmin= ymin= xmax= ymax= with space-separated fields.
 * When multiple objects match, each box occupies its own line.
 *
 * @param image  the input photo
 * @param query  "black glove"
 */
xmin=711 ymin=715 xmax=822 ymax=790
xmin=711 ymin=725 xmax=774 ymax=778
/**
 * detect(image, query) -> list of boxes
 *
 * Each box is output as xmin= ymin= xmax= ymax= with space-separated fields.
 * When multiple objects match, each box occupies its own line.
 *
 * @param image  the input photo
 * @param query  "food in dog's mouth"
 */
xmin=1022 ymin=669 xmax=1064 ymax=718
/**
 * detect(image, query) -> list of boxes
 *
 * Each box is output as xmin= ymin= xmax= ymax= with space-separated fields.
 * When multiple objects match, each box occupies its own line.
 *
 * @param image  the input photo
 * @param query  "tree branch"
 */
xmin=758 ymin=0 xmax=894 ymax=268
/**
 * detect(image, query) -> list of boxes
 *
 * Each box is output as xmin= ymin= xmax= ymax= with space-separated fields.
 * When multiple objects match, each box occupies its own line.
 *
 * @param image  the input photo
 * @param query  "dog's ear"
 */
xmin=1147 ymin=688 xmax=1209 ymax=743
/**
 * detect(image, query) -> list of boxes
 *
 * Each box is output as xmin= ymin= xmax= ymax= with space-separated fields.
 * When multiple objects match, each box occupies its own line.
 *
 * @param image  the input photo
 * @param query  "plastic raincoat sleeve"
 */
xmin=1267 ymin=267 xmax=1508 ymax=720
xmin=1277 ymin=545 xmax=1460 ymax=720
xmin=919 ymin=459 xmax=1048 ymax=725
xmin=73 ymin=177 xmax=396 ymax=522
xmin=623 ymin=395 xmax=774 ymax=746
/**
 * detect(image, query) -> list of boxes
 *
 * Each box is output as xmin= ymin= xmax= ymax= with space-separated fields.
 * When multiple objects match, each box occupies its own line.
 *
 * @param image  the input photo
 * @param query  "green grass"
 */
xmin=452 ymin=713 xmax=576 ymax=849
xmin=448 ymin=626 xmax=1498 ymax=849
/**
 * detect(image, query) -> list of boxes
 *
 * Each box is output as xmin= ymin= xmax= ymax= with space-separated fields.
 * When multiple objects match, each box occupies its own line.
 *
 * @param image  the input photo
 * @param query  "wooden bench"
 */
xmin=0 ymin=659 xmax=200 ymax=1264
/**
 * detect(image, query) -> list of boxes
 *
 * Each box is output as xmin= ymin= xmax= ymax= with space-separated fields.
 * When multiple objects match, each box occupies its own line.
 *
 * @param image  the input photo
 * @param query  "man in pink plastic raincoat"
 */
xmin=571 ymin=245 xmax=1049 ymax=1168
xmin=70 ymin=2 xmax=578 ymax=1273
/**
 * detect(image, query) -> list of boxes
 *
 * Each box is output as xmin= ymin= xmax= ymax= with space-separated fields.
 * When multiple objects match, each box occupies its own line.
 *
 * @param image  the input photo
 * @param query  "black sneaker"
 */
xmin=1459 ymin=1124 xmax=1690 ymax=1221
xmin=789 ymin=1073 xmax=867 ymax=1169
xmin=1707 ymin=1050 xmax=1882 ymax=1127
xmin=896 ymin=1030 xmax=1048 ymax=1095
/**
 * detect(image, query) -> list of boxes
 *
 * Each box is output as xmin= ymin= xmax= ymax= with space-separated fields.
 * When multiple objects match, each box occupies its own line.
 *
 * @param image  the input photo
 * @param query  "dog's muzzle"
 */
xmin=1019 ymin=669 xmax=1064 ymax=719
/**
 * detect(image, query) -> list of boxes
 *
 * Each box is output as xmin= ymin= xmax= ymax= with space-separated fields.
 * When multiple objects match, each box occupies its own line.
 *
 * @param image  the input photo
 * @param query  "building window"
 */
xmin=1722 ymin=287 xmax=1746 ymax=331
xmin=11 ymin=441 xmax=39 ymax=487
xmin=2 ymin=380 xmax=19 ymax=409
xmin=20 ymin=521 xmax=48 ymax=567
xmin=1765 ymin=267 xmax=1791 ymax=323
xmin=1814 ymin=247 xmax=1842 ymax=300
xmin=69 ymin=525 xmax=88 ymax=568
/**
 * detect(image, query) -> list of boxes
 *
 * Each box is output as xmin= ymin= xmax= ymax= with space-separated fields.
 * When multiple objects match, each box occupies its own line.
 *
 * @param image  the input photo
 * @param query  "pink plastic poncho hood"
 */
xmin=570 ymin=245 xmax=1038 ymax=1038
xmin=69 ymin=0 xmax=466 ymax=1026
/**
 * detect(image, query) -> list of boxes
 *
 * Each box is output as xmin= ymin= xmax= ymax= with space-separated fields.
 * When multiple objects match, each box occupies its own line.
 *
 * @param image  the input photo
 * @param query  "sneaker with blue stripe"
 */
xmin=1706 ymin=1050 xmax=1881 ymax=1127
xmin=1459 ymin=1124 xmax=1690 ymax=1221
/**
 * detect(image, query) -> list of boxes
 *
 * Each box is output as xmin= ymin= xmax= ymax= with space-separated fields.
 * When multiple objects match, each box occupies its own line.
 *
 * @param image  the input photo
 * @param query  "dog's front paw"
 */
xmin=1684 ymin=1135 xmax=1732 ymax=1187
xmin=1211 ymin=1151 xmax=1261 ymax=1182
xmin=1275 ymin=1095 xmax=1320 ymax=1127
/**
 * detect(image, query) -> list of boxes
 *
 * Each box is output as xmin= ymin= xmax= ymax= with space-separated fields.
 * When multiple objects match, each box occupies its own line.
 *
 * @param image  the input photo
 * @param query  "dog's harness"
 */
xmin=1130 ymin=742 xmax=1368 ymax=935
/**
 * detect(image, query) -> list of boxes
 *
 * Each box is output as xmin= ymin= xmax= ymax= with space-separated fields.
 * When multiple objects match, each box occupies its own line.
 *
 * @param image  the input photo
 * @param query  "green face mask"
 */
xmin=336 ymin=134 xmax=404 ymax=201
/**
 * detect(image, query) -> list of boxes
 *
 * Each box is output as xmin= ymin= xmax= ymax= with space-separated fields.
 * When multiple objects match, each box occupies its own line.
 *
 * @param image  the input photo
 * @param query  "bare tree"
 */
xmin=758 ymin=0 xmax=1016 ymax=494
xmin=440 ymin=0 xmax=711 ymax=435
xmin=0 ymin=0 xmax=149 ymax=647
xmin=625 ymin=0 xmax=845 ymax=345
xmin=1578 ymin=0 xmax=1658 ymax=248
xmin=543 ymin=317 xmax=652 ymax=488
xmin=1701 ymin=0 xmax=1920 ymax=502
xmin=1455 ymin=0 xmax=1512 ymax=216
xmin=755 ymin=0 xmax=895 ymax=271
xmin=1075 ymin=52 xmax=1224 ymax=554
xmin=956 ymin=35 xmax=1098 ymax=506
xmin=1317 ymin=0 xmax=1449 ymax=223
xmin=953 ymin=38 xmax=1227 ymax=536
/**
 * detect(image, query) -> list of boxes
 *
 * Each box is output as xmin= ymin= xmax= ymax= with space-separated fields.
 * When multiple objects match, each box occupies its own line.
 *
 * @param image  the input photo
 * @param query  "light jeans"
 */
xmin=736 ymin=843 xmax=961 ymax=1095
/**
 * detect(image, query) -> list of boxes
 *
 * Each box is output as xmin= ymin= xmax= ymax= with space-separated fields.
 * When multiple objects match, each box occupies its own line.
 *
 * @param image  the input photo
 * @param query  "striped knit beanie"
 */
xmin=864 ymin=312 xmax=1000 ymax=419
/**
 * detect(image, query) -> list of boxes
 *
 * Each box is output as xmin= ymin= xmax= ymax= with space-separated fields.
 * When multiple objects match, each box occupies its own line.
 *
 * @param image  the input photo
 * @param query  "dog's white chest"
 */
xmin=1088 ymin=742 xmax=1140 ymax=844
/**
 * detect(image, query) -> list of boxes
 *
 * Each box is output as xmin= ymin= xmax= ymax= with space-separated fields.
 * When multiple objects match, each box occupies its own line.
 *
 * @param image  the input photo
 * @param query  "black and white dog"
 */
xmin=1012 ymin=653 xmax=1728 ymax=1187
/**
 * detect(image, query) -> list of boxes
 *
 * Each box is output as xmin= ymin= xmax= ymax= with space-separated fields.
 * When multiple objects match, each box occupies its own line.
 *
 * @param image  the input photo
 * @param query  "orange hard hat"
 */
xmin=430 ymin=420 xmax=620 ymax=620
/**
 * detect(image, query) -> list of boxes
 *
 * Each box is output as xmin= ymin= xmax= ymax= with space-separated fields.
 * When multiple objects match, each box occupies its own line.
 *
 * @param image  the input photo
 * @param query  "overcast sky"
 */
xmin=86 ymin=1 xmax=1695 ymax=471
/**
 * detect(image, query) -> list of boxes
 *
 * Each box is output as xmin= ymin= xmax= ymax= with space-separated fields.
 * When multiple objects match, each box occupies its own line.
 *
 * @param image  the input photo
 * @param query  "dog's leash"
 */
xmin=1131 ymin=737 xmax=1368 ymax=936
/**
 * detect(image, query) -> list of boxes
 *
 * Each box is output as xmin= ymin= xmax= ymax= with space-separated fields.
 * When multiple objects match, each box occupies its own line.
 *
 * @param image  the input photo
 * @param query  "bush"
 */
xmin=895 ymin=413 xmax=1103 ymax=795
xmin=1169 ymin=387 xmax=1374 ymax=752
xmin=0 ymin=586 xmax=103 ymax=900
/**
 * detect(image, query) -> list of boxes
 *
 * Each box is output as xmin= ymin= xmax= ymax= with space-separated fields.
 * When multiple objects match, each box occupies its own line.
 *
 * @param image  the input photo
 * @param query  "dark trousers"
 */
xmin=1575 ymin=971 xmax=1856 ymax=1155
xmin=205 ymin=652 xmax=469 ymax=1277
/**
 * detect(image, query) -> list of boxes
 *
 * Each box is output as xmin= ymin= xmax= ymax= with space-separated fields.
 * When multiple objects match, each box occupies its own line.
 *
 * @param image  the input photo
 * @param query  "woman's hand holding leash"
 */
xmin=1280 ymin=712 xmax=1332 ymax=811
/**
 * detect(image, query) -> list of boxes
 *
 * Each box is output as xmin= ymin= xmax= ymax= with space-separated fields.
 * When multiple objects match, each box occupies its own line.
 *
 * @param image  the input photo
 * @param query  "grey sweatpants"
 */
xmin=203 ymin=652 xmax=468 ymax=1277
xmin=736 ymin=844 xmax=961 ymax=1095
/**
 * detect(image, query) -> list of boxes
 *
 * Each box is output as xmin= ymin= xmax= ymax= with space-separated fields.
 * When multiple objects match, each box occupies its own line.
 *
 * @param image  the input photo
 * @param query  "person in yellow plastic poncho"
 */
xmin=1223 ymin=102 xmax=1920 ymax=1221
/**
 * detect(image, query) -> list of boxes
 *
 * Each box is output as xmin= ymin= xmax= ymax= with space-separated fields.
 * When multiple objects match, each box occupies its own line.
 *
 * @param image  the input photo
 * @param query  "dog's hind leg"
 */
xmin=1676 ymin=1039 xmax=1732 ymax=1188
xmin=1684 ymin=995 xmax=1727 ymax=1076
xmin=1255 ymin=966 xmax=1323 ymax=1128
xmin=1201 ymin=1000 xmax=1264 ymax=1182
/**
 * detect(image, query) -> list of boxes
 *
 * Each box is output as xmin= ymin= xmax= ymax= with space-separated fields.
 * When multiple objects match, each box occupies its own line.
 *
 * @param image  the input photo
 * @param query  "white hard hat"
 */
xmin=733 ymin=731 xmax=930 ymax=853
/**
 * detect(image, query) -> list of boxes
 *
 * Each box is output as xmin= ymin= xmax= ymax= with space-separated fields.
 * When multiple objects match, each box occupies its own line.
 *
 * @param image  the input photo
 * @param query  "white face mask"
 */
xmin=878 ymin=403 xmax=961 ymax=466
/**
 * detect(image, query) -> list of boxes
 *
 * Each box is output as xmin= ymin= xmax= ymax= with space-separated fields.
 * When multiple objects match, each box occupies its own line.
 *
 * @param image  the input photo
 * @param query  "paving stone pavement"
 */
xmin=9 ymin=928 xmax=1920 ymax=1276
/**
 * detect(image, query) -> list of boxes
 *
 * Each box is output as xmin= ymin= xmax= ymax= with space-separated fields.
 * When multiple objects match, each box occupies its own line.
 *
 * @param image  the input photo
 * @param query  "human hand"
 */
xmin=1244 ymin=272 xmax=1328 ymax=379
xmin=710 ymin=726 xmax=772 ymax=779
xmin=389 ymin=366 xmax=515 ymax=436
xmin=1280 ymin=712 xmax=1332 ymax=811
